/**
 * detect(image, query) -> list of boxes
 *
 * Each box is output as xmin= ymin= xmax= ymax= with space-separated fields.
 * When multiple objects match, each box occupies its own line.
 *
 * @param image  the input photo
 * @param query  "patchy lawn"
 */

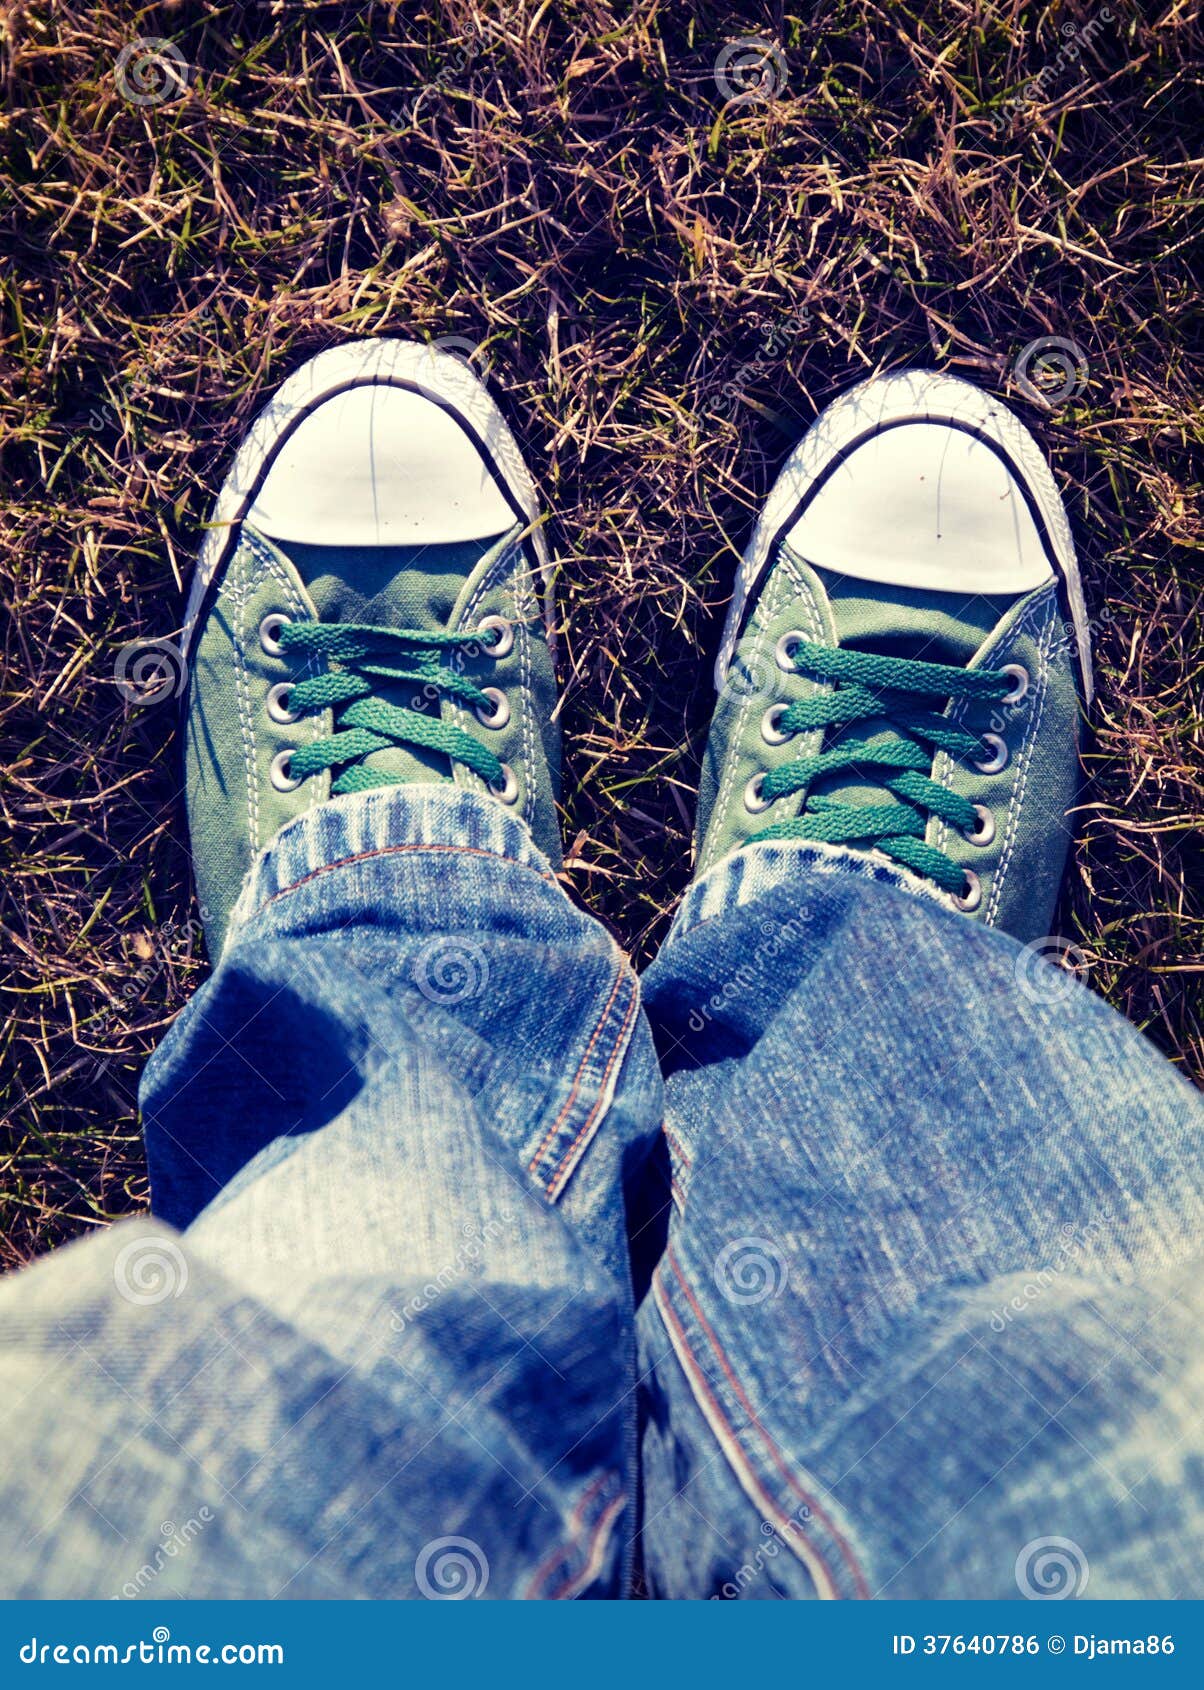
xmin=2 ymin=0 xmax=1202 ymax=1266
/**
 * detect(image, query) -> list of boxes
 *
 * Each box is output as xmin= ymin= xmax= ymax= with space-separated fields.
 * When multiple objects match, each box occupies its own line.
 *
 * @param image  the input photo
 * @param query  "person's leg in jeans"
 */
xmin=635 ymin=373 xmax=1204 ymax=1599
xmin=0 ymin=343 xmax=662 ymax=1598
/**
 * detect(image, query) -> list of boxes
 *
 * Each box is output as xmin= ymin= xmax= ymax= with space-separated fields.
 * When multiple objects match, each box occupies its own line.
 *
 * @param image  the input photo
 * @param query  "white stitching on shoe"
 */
xmin=785 ymin=556 xmax=825 ymax=660
xmin=456 ymin=538 xmax=528 ymax=801
xmin=932 ymin=583 xmax=1054 ymax=884
xmin=710 ymin=630 xmax=764 ymax=861
xmin=709 ymin=557 xmax=826 ymax=870
xmin=515 ymin=554 xmax=537 ymax=826
xmin=932 ymin=755 xmax=951 ymax=858
xmin=243 ymin=531 xmax=327 ymax=813
xmin=711 ymin=568 xmax=797 ymax=854
xmin=270 ymin=550 xmax=322 ymax=809
xmin=230 ymin=550 xmax=261 ymax=853
xmin=984 ymin=605 xmax=1056 ymax=926
xmin=778 ymin=555 xmax=827 ymax=809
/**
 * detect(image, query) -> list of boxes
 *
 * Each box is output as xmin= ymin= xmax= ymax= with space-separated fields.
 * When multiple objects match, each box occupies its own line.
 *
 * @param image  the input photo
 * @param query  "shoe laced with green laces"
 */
xmin=750 ymin=640 xmax=1015 ymax=897
xmin=276 ymin=618 xmax=512 ymax=795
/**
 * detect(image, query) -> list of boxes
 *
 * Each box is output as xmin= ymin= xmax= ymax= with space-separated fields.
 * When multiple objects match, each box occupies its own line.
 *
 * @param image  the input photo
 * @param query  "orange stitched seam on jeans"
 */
xmin=662 ymin=1122 xmax=692 ymax=1166
xmin=526 ymin=963 xmax=627 ymax=1175
xmin=262 ymin=841 xmax=559 ymax=911
xmin=665 ymin=1245 xmax=870 ymax=1598
xmin=524 ymin=1470 xmax=620 ymax=1599
xmin=652 ymin=1271 xmax=844 ymax=1601
xmin=546 ymin=1494 xmax=627 ymax=1600
xmin=545 ymin=974 xmax=639 ymax=1197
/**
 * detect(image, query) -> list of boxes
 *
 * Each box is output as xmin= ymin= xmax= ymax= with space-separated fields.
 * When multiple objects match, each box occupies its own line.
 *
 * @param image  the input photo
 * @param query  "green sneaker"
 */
xmin=700 ymin=370 xmax=1091 ymax=942
xmin=182 ymin=339 xmax=560 ymax=955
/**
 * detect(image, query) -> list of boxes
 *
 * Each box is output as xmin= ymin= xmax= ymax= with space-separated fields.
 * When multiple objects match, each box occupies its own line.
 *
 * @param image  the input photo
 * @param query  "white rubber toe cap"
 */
xmin=247 ymin=381 xmax=515 ymax=548
xmin=784 ymin=417 xmax=1054 ymax=595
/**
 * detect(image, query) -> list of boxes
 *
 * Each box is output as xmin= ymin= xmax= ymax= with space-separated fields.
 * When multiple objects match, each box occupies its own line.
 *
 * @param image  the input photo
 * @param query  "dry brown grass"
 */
xmin=2 ymin=0 xmax=1202 ymax=1268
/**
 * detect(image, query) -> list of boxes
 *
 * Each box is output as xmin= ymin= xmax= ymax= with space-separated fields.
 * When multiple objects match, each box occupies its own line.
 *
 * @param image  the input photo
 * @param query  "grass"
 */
xmin=2 ymin=0 xmax=1202 ymax=1270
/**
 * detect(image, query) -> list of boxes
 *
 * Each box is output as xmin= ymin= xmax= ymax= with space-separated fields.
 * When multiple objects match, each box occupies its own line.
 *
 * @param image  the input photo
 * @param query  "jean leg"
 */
xmin=0 ymin=787 xmax=662 ymax=1598
xmin=635 ymin=842 xmax=1204 ymax=1599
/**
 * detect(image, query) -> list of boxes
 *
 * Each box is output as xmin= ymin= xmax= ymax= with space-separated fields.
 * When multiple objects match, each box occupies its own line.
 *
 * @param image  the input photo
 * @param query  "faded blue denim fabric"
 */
xmin=636 ymin=841 xmax=1204 ymax=1599
xmin=1 ymin=792 xmax=1204 ymax=1599
xmin=0 ymin=789 xmax=660 ymax=1600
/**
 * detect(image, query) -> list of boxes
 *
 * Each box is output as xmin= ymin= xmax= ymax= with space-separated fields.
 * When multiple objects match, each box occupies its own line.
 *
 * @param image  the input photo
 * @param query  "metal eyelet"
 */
xmin=270 ymin=748 xmax=301 ymax=792
xmin=266 ymin=682 xmax=298 ymax=725
xmin=259 ymin=613 xmax=291 ymax=657
xmin=973 ymin=732 xmax=1010 ymax=775
xmin=488 ymin=762 xmax=519 ymax=804
xmin=963 ymin=804 xmax=996 ymax=847
xmin=744 ymin=773 xmax=773 ymax=814
xmin=953 ymin=869 xmax=982 ymax=913
xmin=775 ymin=631 xmax=806 ymax=672
xmin=1000 ymin=663 xmax=1030 ymax=705
xmin=760 ymin=703 xmax=794 ymax=745
xmin=477 ymin=615 xmax=514 ymax=660
xmin=474 ymin=687 xmax=511 ymax=730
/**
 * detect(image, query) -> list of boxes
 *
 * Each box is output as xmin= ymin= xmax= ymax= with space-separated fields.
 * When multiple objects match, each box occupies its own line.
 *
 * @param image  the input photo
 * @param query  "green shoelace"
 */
xmin=276 ymin=620 xmax=507 ymax=794
xmin=751 ymin=640 xmax=1015 ymax=896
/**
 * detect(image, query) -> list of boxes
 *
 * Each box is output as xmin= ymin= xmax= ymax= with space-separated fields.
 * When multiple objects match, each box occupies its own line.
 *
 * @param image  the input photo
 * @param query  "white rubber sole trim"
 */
xmin=715 ymin=370 xmax=1093 ymax=704
xmin=183 ymin=338 xmax=551 ymax=655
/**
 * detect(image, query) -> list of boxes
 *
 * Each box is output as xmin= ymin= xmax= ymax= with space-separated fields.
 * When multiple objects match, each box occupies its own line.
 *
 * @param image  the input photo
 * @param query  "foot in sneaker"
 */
xmin=699 ymin=370 xmax=1090 ymax=942
xmin=182 ymin=339 xmax=560 ymax=955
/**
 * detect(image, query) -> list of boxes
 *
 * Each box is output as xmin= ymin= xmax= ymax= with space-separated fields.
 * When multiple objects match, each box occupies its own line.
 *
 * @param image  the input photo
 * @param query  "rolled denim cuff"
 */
xmin=668 ymin=838 xmax=955 ymax=944
xmin=224 ymin=783 xmax=557 ymax=951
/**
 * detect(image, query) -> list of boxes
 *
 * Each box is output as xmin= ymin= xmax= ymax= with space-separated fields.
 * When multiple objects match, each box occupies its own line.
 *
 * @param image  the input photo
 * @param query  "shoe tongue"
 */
xmin=276 ymin=533 xmax=509 ymax=783
xmin=283 ymin=536 xmax=499 ymax=630
xmin=805 ymin=564 xmax=1013 ymax=815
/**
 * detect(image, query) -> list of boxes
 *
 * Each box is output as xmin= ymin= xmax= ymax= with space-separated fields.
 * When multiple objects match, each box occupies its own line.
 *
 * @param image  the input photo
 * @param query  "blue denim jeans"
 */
xmin=2 ymin=787 xmax=1203 ymax=1599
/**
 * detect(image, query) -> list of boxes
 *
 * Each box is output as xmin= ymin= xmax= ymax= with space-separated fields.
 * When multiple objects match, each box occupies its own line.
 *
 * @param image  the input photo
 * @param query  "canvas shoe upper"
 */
xmin=698 ymin=370 xmax=1090 ymax=943
xmin=182 ymin=339 xmax=560 ymax=955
